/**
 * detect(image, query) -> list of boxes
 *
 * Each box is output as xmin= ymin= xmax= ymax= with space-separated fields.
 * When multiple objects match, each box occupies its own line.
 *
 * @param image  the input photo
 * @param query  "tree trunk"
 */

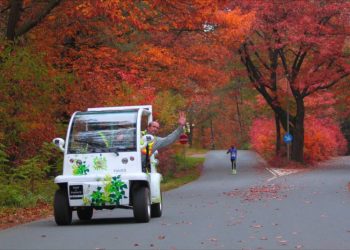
xmin=234 ymin=92 xmax=244 ymax=144
xmin=291 ymin=98 xmax=305 ymax=162
xmin=188 ymin=123 xmax=194 ymax=148
xmin=6 ymin=0 xmax=22 ymax=41
xmin=210 ymin=119 xmax=215 ymax=149
xmin=200 ymin=125 xmax=205 ymax=148
xmin=6 ymin=0 xmax=61 ymax=40
xmin=275 ymin=113 xmax=281 ymax=156
xmin=15 ymin=0 xmax=61 ymax=37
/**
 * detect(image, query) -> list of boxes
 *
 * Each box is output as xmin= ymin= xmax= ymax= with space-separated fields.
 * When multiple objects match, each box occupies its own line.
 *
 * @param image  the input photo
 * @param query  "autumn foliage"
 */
xmin=0 ymin=0 xmax=349 ymax=168
xmin=235 ymin=0 xmax=350 ymax=162
xmin=0 ymin=1 xmax=253 ymax=163
xmin=249 ymin=116 xmax=347 ymax=164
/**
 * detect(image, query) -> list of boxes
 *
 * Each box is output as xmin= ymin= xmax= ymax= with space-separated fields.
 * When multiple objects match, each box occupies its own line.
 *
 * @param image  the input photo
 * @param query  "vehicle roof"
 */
xmin=87 ymin=105 xmax=152 ymax=113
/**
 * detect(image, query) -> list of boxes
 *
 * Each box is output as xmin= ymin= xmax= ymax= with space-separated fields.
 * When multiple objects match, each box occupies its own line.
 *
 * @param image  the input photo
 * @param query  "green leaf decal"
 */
xmin=72 ymin=159 xmax=90 ymax=175
xmin=88 ymin=175 xmax=128 ymax=206
xmin=93 ymin=156 xmax=107 ymax=170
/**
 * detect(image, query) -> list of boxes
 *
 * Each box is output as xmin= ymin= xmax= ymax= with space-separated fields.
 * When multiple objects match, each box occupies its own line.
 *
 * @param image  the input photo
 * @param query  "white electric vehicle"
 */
xmin=52 ymin=105 xmax=162 ymax=225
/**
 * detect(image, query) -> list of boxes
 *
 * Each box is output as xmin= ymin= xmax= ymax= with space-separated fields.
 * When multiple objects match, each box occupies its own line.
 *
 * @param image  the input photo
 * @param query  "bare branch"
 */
xmin=15 ymin=0 xmax=61 ymax=38
xmin=302 ymin=72 xmax=350 ymax=97
xmin=1 ymin=3 xmax=11 ymax=13
xmin=247 ymin=40 xmax=271 ymax=71
xmin=278 ymin=48 xmax=291 ymax=78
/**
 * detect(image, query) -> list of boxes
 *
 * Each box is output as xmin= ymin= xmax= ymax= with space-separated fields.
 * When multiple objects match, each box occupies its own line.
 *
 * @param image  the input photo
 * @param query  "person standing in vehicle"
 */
xmin=142 ymin=111 xmax=186 ymax=154
xmin=140 ymin=112 xmax=186 ymax=172
xmin=227 ymin=145 xmax=237 ymax=175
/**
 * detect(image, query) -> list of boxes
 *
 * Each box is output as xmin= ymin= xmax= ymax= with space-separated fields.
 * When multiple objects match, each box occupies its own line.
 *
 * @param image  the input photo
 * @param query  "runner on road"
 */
xmin=226 ymin=145 xmax=237 ymax=175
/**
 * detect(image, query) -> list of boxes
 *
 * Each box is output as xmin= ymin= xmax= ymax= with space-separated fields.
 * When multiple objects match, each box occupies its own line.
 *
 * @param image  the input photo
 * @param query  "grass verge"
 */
xmin=161 ymin=153 xmax=206 ymax=191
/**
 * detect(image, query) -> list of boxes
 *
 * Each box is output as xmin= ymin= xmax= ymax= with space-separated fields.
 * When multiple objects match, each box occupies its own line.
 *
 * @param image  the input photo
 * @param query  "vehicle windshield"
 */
xmin=67 ymin=111 xmax=137 ymax=154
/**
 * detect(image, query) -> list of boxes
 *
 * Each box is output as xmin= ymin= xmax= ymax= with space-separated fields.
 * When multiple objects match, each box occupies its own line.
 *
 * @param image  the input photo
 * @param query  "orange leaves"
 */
xmin=142 ymin=46 xmax=176 ymax=68
xmin=1 ymin=0 xmax=262 ymax=166
xmin=75 ymin=2 xmax=95 ymax=18
xmin=213 ymin=9 xmax=255 ymax=47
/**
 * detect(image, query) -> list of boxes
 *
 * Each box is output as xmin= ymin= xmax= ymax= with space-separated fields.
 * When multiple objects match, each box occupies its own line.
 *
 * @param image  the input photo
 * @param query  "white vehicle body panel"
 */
xmin=54 ymin=105 xmax=161 ymax=208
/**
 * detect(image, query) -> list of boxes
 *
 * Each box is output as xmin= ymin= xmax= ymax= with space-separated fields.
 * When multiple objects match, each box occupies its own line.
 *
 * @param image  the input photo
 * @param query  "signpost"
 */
xmin=283 ymin=133 xmax=293 ymax=144
xmin=283 ymin=132 xmax=293 ymax=161
xmin=179 ymin=134 xmax=188 ymax=168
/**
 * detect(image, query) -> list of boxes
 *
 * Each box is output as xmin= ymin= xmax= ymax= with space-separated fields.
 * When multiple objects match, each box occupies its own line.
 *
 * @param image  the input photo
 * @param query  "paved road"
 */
xmin=1 ymin=150 xmax=350 ymax=250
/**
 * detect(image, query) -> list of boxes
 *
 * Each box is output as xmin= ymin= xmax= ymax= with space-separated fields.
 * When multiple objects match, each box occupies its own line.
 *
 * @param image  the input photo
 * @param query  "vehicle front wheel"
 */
xmin=54 ymin=189 xmax=72 ymax=225
xmin=77 ymin=207 xmax=93 ymax=220
xmin=133 ymin=186 xmax=151 ymax=223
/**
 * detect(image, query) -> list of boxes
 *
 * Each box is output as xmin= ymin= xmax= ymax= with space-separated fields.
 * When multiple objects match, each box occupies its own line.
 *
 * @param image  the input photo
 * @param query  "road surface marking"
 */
xmin=266 ymin=168 xmax=303 ymax=182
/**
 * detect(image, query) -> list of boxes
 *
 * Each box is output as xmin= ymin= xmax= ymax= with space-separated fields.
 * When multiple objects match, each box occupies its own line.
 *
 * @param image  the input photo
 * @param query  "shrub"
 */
xmin=249 ymin=117 xmax=348 ymax=163
xmin=249 ymin=118 xmax=276 ymax=159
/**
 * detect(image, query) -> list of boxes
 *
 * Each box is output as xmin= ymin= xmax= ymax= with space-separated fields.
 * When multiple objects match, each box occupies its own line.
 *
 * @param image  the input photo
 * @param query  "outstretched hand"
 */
xmin=178 ymin=111 xmax=186 ymax=126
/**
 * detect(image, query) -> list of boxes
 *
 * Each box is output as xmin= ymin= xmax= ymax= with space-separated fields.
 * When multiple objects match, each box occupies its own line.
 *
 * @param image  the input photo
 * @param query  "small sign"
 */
xmin=69 ymin=185 xmax=83 ymax=196
xmin=283 ymin=133 xmax=293 ymax=144
xmin=179 ymin=134 xmax=188 ymax=145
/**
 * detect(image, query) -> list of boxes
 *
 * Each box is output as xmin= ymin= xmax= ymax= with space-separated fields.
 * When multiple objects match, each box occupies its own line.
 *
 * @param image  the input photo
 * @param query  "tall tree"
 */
xmin=1 ymin=0 xmax=61 ymax=40
xmin=227 ymin=0 xmax=350 ymax=162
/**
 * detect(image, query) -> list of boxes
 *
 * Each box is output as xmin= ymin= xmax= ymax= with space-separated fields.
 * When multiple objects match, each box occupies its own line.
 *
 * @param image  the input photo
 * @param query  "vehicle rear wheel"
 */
xmin=77 ymin=207 xmax=93 ymax=220
xmin=133 ymin=186 xmax=151 ymax=223
xmin=54 ymin=189 xmax=72 ymax=225
xmin=151 ymin=192 xmax=162 ymax=218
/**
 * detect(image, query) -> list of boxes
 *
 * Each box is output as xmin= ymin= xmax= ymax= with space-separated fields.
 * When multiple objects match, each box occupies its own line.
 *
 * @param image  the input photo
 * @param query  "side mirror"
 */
xmin=52 ymin=137 xmax=65 ymax=152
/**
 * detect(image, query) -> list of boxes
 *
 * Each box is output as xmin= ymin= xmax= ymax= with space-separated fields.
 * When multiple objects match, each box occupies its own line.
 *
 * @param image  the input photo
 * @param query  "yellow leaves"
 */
xmin=154 ymin=91 xmax=186 ymax=132
xmin=76 ymin=2 xmax=95 ymax=18
xmin=46 ymin=15 xmax=56 ymax=21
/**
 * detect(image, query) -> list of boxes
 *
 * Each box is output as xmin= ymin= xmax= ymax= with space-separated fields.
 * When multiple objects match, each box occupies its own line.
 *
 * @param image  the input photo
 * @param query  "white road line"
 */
xmin=266 ymin=168 xmax=278 ymax=176
xmin=267 ymin=176 xmax=277 ymax=182
xmin=266 ymin=168 xmax=278 ymax=182
xmin=266 ymin=167 xmax=304 ymax=182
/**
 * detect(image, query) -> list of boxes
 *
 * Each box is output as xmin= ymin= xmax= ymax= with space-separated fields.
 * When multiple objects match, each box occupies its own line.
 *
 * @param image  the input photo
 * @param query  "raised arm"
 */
xmin=152 ymin=112 xmax=186 ymax=151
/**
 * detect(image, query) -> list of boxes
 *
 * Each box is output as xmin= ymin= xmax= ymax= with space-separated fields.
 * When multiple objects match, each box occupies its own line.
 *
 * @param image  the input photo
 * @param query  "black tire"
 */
xmin=54 ymin=189 xmax=72 ymax=225
xmin=133 ymin=186 xmax=151 ymax=223
xmin=151 ymin=192 xmax=162 ymax=218
xmin=77 ymin=207 xmax=93 ymax=220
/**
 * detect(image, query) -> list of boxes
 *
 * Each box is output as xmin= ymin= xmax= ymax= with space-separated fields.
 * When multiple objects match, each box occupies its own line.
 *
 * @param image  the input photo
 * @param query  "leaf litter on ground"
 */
xmin=223 ymin=183 xmax=293 ymax=202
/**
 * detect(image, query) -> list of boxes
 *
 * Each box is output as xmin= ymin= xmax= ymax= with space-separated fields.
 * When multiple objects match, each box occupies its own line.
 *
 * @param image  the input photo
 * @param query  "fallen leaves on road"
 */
xmin=158 ymin=235 xmax=166 ymax=240
xmin=223 ymin=184 xmax=291 ymax=202
xmin=251 ymin=224 xmax=263 ymax=228
xmin=209 ymin=237 xmax=217 ymax=242
xmin=0 ymin=202 xmax=52 ymax=231
xmin=278 ymin=239 xmax=288 ymax=245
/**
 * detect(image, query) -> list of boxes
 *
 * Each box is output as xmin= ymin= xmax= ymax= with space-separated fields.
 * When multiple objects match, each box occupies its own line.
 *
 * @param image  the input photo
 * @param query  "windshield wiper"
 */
xmin=107 ymin=147 xmax=120 ymax=156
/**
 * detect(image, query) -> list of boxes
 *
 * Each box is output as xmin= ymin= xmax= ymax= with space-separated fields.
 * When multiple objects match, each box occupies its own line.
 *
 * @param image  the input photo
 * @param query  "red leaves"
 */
xmin=157 ymin=235 xmax=166 ymax=240
xmin=223 ymin=184 xmax=287 ymax=202
xmin=0 ymin=203 xmax=52 ymax=231
xmin=249 ymin=118 xmax=276 ymax=159
xmin=304 ymin=116 xmax=348 ymax=162
xmin=249 ymin=116 xmax=347 ymax=163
